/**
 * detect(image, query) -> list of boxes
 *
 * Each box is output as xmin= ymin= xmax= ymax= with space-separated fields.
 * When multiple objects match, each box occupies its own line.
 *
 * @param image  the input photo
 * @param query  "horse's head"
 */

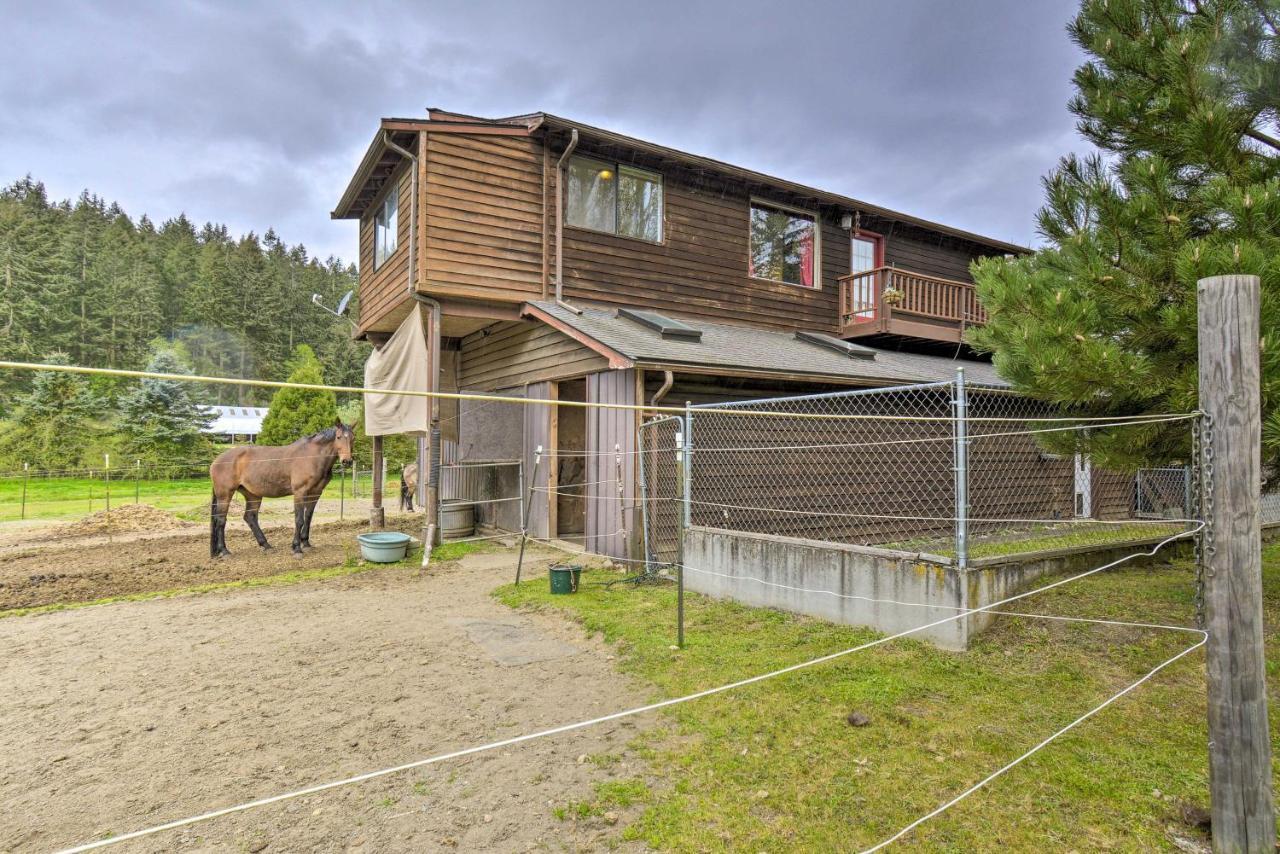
xmin=333 ymin=419 xmax=355 ymax=465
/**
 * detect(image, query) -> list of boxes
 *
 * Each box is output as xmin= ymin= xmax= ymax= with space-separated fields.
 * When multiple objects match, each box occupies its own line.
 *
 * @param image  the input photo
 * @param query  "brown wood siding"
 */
xmin=551 ymin=153 xmax=849 ymax=331
xmin=881 ymin=229 xmax=988 ymax=283
xmin=585 ymin=369 xmax=638 ymax=558
xmin=423 ymin=134 xmax=546 ymax=302
xmin=357 ymin=161 xmax=414 ymax=332
xmin=406 ymin=131 xmax=1001 ymax=335
xmin=458 ymin=320 xmax=608 ymax=391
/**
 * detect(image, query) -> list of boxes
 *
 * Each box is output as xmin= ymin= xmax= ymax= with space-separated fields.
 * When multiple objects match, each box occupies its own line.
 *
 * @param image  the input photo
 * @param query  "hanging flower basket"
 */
xmin=882 ymin=287 xmax=904 ymax=306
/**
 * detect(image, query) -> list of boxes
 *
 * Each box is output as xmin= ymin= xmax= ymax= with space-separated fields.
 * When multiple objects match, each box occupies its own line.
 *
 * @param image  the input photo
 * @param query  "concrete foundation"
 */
xmin=682 ymin=525 xmax=1188 ymax=650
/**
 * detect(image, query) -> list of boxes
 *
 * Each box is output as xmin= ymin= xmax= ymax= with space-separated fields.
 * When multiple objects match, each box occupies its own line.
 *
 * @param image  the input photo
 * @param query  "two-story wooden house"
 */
xmin=332 ymin=109 xmax=1028 ymax=557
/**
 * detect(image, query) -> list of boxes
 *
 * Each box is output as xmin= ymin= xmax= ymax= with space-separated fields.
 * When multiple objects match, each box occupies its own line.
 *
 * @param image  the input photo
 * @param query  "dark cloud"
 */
xmin=0 ymin=0 xmax=1087 ymax=259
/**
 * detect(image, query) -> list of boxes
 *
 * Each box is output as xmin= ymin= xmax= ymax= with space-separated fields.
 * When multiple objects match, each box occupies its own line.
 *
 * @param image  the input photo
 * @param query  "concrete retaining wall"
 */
xmin=682 ymin=526 xmax=1194 ymax=650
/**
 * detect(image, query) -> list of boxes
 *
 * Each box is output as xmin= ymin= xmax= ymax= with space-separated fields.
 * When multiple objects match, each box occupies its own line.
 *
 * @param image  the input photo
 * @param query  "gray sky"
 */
xmin=0 ymin=0 xmax=1086 ymax=262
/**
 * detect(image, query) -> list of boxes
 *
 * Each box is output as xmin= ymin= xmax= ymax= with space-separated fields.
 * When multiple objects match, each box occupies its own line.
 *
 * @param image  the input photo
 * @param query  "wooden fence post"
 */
xmin=1197 ymin=274 xmax=1275 ymax=852
xmin=370 ymin=435 xmax=385 ymax=529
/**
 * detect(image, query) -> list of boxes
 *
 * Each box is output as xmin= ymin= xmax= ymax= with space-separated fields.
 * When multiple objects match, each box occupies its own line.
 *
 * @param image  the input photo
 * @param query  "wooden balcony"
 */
xmin=837 ymin=267 xmax=987 ymax=344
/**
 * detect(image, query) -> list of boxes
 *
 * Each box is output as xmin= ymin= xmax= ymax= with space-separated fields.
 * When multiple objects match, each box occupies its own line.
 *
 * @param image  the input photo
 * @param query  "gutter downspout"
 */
xmin=648 ymin=370 xmax=674 ymax=415
xmin=384 ymin=130 xmax=442 ymax=562
xmin=554 ymin=129 xmax=582 ymax=315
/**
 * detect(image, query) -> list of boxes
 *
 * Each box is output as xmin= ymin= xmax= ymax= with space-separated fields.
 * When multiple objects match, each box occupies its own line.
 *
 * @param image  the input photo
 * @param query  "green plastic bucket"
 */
xmin=549 ymin=564 xmax=582 ymax=594
xmin=357 ymin=531 xmax=411 ymax=563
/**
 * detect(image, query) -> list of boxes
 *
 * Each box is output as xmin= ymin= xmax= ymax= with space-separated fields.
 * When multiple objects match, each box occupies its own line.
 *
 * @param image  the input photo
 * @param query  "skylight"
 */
xmin=794 ymin=331 xmax=876 ymax=360
xmin=617 ymin=308 xmax=702 ymax=342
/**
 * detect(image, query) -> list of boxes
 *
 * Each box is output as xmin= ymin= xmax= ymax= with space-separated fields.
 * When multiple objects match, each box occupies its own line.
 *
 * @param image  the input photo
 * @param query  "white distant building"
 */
xmin=199 ymin=405 xmax=269 ymax=442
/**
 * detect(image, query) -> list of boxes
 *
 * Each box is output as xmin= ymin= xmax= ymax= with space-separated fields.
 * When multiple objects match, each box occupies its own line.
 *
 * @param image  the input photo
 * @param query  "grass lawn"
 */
xmin=885 ymin=520 xmax=1190 ymax=560
xmin=497 ymin=543 xmax=1280 ymax=851
xmin=0 ymin=472 xmax=400 ymax=522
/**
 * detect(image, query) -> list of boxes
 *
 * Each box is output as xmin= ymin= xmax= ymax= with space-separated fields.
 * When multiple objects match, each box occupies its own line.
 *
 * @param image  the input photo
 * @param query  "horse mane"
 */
xmin=305 ymin=426 xmax=348 ymax=443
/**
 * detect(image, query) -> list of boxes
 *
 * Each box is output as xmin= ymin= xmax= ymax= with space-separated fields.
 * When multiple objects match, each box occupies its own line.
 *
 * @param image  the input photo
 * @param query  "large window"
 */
xmin=749 ymin=202 xmax=817 ymax=287
xmin=374 ymin=186 xmax=398 ymax=269
xmin=566 ymin=156 xmax=663 ymax=242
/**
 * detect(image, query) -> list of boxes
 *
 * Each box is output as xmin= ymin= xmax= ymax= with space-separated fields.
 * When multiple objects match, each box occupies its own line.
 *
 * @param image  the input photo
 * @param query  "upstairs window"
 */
xmin=374 ymin=186 xmax=398 ymax=269
xmin=566 ymin=156 xmax=663 ymax=242
xmin=749 ymin=201 xmax=818 ymax=287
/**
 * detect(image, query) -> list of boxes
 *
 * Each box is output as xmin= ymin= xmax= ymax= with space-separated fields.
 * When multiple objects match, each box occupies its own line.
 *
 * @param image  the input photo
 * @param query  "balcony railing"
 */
xmin=837 ymin=267 xmax=987 ymax=343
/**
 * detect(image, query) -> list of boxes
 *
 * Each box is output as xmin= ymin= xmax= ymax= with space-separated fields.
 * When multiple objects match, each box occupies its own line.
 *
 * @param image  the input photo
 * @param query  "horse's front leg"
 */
xmin=291 ymin=497 xmax=305 ymax=556
xmin=301 ymin=493 xmax=320 ymax=548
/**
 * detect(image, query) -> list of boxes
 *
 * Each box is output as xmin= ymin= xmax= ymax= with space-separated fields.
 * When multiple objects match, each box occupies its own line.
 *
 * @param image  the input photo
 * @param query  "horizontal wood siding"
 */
xmin=423 ymin=134 xmax=545 ymax=302
xmin=405 ymin=132 xmax=1001 ymax=334
xmin=551 ymin=150 xmax=848 ymax=331
xmin=458 ymin=321 xmax=607 ymax=391
xmin=357 ymin=161 xmax=414 ymax=332
xmin=881 ymin=229 xmax=988 ymax=283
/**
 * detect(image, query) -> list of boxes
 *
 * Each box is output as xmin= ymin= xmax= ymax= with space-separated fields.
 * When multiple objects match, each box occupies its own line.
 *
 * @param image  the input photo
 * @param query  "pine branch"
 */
xmin=1244 ymin=125 xmax=1280 ymax=153
xmin=1251 ymin=0 xmax=1279 ymax=36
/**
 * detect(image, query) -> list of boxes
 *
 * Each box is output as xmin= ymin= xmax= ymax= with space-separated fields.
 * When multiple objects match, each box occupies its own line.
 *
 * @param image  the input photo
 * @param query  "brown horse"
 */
xmin=399 ymin=462 xmax=418 ymax=511
xmin=209 ymin=421 xmax=354 ymax=557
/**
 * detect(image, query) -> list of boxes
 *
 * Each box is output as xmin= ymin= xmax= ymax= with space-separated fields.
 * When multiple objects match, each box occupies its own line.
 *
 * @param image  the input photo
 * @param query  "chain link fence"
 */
xmin=640 ymin=375 xmax=1200 ymax=567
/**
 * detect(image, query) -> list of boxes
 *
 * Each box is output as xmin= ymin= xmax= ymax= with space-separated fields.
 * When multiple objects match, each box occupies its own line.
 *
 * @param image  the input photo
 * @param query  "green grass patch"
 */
xmin=497 ymin=546 xmax=1280 ymax=851
xmin=885 ymin=520 xmax=1187 ymax=560
xmin=0 ymin=473 xmax=405 ymax=522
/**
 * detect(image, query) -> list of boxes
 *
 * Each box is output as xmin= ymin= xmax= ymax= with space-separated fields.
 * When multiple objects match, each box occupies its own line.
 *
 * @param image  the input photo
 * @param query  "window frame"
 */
xmin=564 ymin=154 xmax=665 ymax=245
xmin=373 ymin=184 xmax=399 ymax=271
xmin=850 ymin=228 xmax=885 ymax=273
xmin=747 ymin=198 xmax=823 ymax=290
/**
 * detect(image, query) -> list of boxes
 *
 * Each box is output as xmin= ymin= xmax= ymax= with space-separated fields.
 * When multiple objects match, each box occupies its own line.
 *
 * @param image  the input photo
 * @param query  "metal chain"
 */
xmin=1194 ymin=414 xmax=1216 ymax=629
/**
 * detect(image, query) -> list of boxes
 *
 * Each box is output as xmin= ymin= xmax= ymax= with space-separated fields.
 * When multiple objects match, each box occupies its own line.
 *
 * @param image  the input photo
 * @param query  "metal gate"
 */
xmin=638 ymin=415 xmax=681 ymax=566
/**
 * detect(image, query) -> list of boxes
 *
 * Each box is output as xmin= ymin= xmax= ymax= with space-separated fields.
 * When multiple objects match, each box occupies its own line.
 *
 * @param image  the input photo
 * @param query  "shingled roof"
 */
xmin=524 ymin=301 xmax=1008 ymax=388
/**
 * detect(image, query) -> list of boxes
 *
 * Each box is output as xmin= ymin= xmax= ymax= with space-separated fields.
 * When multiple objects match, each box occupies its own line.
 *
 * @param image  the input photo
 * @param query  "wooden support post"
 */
xmin=370 ymin=434 xmax=385 ymax=529
xmin=1197 ymin=274 xmax=1274 ymax=852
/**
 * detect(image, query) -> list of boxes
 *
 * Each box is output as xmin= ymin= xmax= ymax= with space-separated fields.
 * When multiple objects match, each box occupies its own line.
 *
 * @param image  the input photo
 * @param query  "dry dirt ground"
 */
xmin=0 ymin=547 xmax=652 ymax=853
xmin=0 ymin=513 xmax=422 ymax=613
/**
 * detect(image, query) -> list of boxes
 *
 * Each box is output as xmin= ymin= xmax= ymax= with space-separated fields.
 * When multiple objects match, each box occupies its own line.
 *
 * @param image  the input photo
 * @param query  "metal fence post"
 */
xmin=677 ymin=402 xmax=692 ymax=648
xmin=514 ymin=446 xmax=542 ymax=586
xmin=952 ymin=367 xmax=969 ymax=569
xmin=638 ymin=422 xmax=652 ymax=572
xmin=21 ymin=462 xmax=28 ymax=520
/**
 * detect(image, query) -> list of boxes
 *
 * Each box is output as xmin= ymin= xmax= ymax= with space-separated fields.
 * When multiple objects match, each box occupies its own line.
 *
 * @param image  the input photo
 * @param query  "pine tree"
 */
xmin=0 ymin=353 xmax=101 ymax=469
xmin=256 ymin=344 xmax=339 ymax=445
xmin=117 ymin=343 xmax=213 ymax=463
xmin=969 ymin=0 xmax=1280 ymax=477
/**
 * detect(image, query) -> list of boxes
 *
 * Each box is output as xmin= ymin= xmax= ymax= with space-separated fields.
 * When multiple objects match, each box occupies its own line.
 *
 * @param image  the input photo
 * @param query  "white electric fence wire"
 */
xmin=860 ymin=634 xmax=1206 ymax=853
xmin=56 ymin=528 xmax=1196 ymax=854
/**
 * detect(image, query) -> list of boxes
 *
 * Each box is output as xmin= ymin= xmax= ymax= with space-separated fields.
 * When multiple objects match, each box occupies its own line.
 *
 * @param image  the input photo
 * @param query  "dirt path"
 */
xmin=0 ymin=550 xmax=651 ymax=852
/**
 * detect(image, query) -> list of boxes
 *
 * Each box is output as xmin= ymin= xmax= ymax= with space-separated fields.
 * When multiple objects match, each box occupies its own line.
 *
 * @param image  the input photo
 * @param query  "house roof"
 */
xmin=332 ymin=109 xmax=1030 ymax=255
xmin=523 ymin=301 xmax=1008 ymax=389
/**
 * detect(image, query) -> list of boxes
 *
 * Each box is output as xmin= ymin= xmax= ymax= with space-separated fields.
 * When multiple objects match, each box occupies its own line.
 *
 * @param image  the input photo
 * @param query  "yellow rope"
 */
xmin=0 ymin=360 xmax=1198 ymax=424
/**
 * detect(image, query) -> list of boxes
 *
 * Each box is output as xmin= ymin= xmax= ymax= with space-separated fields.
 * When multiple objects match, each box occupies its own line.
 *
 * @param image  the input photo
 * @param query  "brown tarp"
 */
xmin=363 ymin=304 xmax=430 ymax=436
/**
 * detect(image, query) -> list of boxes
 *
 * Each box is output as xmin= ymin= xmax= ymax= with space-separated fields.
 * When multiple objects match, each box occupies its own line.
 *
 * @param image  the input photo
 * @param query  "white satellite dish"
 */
xmin=336 ymin=290 xmax=353 ymax=316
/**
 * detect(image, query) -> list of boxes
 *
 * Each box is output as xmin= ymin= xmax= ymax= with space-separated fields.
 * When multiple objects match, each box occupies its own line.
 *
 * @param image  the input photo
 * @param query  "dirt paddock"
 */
xmin=0 ymin=513 xmax=428 ymax=613
xmin=0 ymin=541 xmax=651 ymax=852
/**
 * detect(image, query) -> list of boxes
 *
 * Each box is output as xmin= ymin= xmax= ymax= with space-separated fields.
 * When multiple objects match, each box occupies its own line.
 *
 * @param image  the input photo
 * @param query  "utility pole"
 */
xmin=1197 ymin=274 xmax=1274 ymax=852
